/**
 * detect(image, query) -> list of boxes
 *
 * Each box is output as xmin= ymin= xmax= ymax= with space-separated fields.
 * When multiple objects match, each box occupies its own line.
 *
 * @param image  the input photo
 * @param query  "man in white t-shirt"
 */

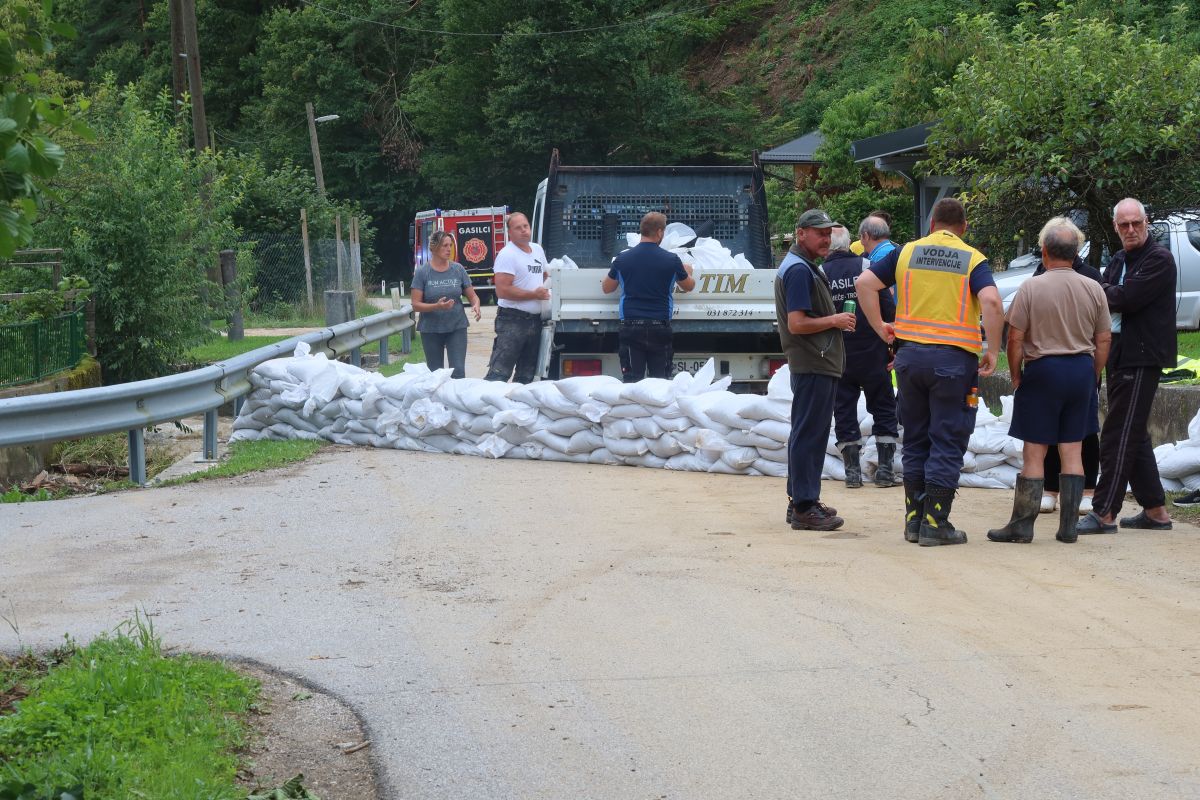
xmin=484 ymin=212 xmax=550 ymax=383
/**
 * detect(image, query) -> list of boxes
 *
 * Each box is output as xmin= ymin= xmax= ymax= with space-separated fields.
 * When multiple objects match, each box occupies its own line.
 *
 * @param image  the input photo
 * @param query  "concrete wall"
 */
xmin=979 ymin=372 xmax=1200 ymax=448
xmin=0 ymin=357 xmax=102 ymax=485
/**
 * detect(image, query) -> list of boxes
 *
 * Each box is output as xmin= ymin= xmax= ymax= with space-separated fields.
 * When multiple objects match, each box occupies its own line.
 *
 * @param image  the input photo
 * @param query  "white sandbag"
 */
xmin=645 ymin=433 xmax=685 ymax=459
xmin=477 ymin=433 xmax=513 ymax=459
xmin=588 ymin=448 xmax=623 ymax=465
xmin=753 ymin=458 xmax=788 ymax=477
xmin=589 ymin=382 xmax=627 ymax=405
xmin=703 ymin=393 xmax=757 ymax=430
xmin=493 ymin=406 xmax=539 ymax=428
xmin=974 ymin=464 xmax=1020 ymax=488
xmin=664 ymin=453 xmax=713 ymax=472
xmin=1154 ymin=442 xmax=1200 ymax=480
xmin=603 ymin=435 xmax=649 ymax=458
xmin=651 ymin=413 xmax=690 ymax=432
xmin=604 ymin=402 xmax=653 ymax=420
xmin=466 ymin=415 xmax=498 ymax=435
xmin=695 ymin=429 xmax=736 ymax=454
xmin=1160 ymin=476 xmax=1185 ymax=492
xmin=823 ymin=453 xmax=846 ymax=481
xmin=273 ymin=408 xmax=320 ymax=434
xmin=229 ymin=428 xmax=265 ymax=442
xmin=508 ymin=382 xmax=578 ymax=416
xmin=528 ymin=429 xmax=572 ymax=453
xmin=958 ymin=472 xmax=1010 ymax=489
xmin=720 ymin=446 xmax=760 ymax=470
xmin=766 ymin=365 xmax=792 ymax=400
xmin=520 ymin=442 xmax=544 ymax=460
xmin=726 ymin=430 xmax=780 ymax=449
xmin=626 ymin=453 xmax=668 ymax=469
xmin=969 ymin=425 xmax=1010 ymax=455
xmin=408 ymin=397 xmax=453 ymax=433
xmin=631 ymin=416 xmax=665 ymax=439
xmin=621 ymin=378 xmax=677 ymax=407
xmin=1188 ymin=408 xmax=1200 ymax=442
xmin=433 ymin=379 xmax=493 ymax=414
xmin=578 ymin=401 xmax=611 ymax=423
xmin=973 ymin=452 xmax=1010 ymax=472
xmin=495 ymin=424 xmax=530 ymax=446
xmin=751 ymin=419 xmax=791 ymax=444
xmin=556 ymin=375 xmax=623 ymax=405
xmin=602 ymin=419 xmax=641 ymax=439
xmin=737 ymin=395 xmax=790 ymax=424
xmin=708 ymin=459 xmax=752 ymax=475
xmin=676 ymin=393 xmax=733 ymax=434
xmin=566 ymin=429 xmax=606 ymax=454
xmin=546 ymin=416 xmax=593 ymax=437
xmin=755 ymin=445 xmax=788 ymax=464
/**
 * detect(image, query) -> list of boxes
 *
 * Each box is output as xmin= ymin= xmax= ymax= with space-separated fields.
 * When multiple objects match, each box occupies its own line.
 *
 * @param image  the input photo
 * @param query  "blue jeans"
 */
xmin=788 ymin=372 xmax=837 ymax=506
xmin=420 ymin=327 xmax=468 ymax=379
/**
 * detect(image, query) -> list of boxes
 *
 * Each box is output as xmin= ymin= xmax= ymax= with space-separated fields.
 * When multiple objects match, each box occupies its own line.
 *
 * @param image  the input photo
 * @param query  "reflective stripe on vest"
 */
xmin=893 ymin=232 xmax=986 ymax=353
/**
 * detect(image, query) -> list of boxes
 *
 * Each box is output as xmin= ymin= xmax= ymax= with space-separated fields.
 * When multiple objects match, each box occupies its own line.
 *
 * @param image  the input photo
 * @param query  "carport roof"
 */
xmin=851 ymin=122 xmax=935 ymax=163
xmin=760 ymin=130 xmax=824 ymax=164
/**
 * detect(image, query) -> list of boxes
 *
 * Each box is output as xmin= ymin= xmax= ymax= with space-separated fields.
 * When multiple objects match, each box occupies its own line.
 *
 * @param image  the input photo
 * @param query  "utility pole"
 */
xmin=179 ymin=0 xmax=209 ymax=152
xmin=306 ymin=102 xmax=327 ymax=195
xmin=168 ymin=0 xmax=187 ymax=118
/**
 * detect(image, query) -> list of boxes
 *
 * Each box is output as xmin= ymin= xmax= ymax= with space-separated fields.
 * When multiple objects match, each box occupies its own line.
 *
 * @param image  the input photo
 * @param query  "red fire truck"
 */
xmin=410 ymin=206 xmax=509 ymax=302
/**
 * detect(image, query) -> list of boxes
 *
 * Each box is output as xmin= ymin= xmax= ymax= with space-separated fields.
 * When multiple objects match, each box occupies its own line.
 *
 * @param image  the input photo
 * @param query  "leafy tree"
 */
xmin=924 ymin=8 xmax=1200 ymax=261
xmin=33 ymin=82 xmax=243 ymax=382
xmin=0 ymin=0 xmax=90 ymax=257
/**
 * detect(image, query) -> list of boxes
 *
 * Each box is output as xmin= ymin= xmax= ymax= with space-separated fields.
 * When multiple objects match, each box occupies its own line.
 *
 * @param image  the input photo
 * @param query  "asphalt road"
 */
xmin=2 ymin=447 xmax=1199 ymax=799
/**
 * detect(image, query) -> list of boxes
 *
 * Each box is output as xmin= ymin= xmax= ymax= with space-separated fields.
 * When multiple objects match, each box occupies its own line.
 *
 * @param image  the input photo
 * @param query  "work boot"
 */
xmin=842 ymin=444 xmax=863 ymax=489
xmin=987 ymin=475 xmax=1044 ymax=543
xmin=903 ymin=480 xmax=925 ymax=543
xmin=918 ymin=484 xmax=968 ymax=546
xmin=1055 ymin=474 xmax=1085 ymax=543
xmin=875 ymin=442 xmax=896 ymax=487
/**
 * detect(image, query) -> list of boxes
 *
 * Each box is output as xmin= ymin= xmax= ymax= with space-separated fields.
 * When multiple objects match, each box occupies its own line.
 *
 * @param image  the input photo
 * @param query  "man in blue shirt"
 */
xmin=776 ymin=209 xmax=857 ymax=532
xmin=602 ymin=212 xmax=695 ymax=382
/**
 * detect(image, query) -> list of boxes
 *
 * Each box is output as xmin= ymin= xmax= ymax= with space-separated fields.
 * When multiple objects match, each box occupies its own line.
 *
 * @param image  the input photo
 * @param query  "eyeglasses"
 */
xmin=1116 ymin=220 xmax=1146 ymax=231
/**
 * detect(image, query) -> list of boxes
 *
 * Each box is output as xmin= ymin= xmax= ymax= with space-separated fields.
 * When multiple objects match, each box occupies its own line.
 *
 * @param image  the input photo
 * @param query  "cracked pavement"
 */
xmin=3 ymin=445 xmax=1200 ymax=799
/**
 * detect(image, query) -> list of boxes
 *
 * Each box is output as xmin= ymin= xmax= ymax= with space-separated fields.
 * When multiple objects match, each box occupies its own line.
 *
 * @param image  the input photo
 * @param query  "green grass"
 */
xmin=1177 ymin=331 xmax=1200 ymax=360
xmin=187 ymin=334 xmax=291 ymax=363
xmin=0 ymin=616 xmax=258 ymax=800
xmin=157 ymin=439 xmax=325 ymax=486
xmin=378 ymin=335 xmax=425 ymax=377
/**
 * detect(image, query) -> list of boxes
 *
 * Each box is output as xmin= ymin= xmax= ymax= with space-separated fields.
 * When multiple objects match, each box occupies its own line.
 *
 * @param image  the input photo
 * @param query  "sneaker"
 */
xmin=1078 ymin=495 xmax=1093 ymax=515
xmin=1119 ymin=509 xmax=1173 ymax=530
xmin=1173 ymin=488 xmax=1200 ymax=507
xmin=790 ymin=503 xmax=845 ymax=531
xmin=1039 ymin=494 xmax=1057 ymax=513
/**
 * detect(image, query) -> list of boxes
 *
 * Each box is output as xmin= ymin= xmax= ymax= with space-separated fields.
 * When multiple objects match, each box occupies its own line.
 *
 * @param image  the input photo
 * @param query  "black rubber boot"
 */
xmin=875 ymin=442 xmax=896 ymax=487
xmin=1055 ymin=474 xmax=1085 ymax=543
xmin=903 ymin=480 xmax=925 ymax=543
xmin=987 ymin=475 xmax=1044 ymax=543
xmin=919 ymin=484 xmax=968 ymax=546
xmin=842 ymin=444 xmax=863 ymax=489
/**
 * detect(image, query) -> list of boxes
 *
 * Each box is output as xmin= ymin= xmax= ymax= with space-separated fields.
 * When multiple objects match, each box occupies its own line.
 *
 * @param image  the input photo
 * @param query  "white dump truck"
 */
xmin=531 ymin=150 xmax=785 ymax=390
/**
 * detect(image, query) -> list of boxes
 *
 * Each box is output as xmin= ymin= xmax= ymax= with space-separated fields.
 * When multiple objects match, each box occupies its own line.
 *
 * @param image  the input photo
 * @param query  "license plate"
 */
xmin=671 ymin=358 xmax=710 ymax=375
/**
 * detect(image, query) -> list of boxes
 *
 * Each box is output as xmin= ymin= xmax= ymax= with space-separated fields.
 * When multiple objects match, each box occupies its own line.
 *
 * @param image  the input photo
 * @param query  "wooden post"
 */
xmin=179 ymin=0 xmax=209 ymax=153
xmin=168 ymin=0 xmax=187 ymax=123
xmin=306 ymin=102 xmax=326 ymax=196
xmin=335 ymin=214 xmax=344 ymax=291
xmin=350 ymin=216 xmax=363 ymax=296
xmin=301 ymin=208 xmax=314 ymax=311
xmin=220 ymin=249 xmax=243 ymax=341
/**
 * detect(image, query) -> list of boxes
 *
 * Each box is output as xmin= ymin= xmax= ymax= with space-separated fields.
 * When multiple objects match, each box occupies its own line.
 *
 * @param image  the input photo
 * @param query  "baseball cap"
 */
xmin=796 ymin=209 xmax=837 ymax=229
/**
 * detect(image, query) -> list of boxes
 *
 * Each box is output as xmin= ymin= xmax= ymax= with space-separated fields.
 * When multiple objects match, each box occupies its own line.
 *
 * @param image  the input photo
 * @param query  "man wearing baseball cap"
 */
xmin=776 ymin=209 xmax=857 ymax=531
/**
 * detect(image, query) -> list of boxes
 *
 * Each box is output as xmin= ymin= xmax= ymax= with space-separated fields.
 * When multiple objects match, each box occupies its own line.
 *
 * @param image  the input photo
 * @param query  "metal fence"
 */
xmin=0 ymin=309 xmax=86 ymax=388
xmin=246 ymin=232 xmax=364 ymax=313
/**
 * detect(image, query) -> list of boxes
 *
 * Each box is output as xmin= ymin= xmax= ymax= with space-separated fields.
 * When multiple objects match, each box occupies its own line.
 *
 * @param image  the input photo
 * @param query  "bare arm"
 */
xmin=788 ymin=309 xmax=856 ymax=335
xmin=463 ymin=285 xmax=482 ymax=321
xmin=495 ymin=272 xmax=549 ymax=301
xmin=411 ymin=288 xmax=453 ymax=314
xmin=601 ymin=274 xmax=619 ymax=294
xmin=1007 ymin=325 xmax=1025 ymax=389
xmin=1093 ymin=330 xmax=1111 ymax=382
xmin=854 ymin=269 xmax=894 ymax=343
xmin=676 ymin=263 xmax=695 ymax=293
xmin=977 ymin=285 xmax=1004 ymax=378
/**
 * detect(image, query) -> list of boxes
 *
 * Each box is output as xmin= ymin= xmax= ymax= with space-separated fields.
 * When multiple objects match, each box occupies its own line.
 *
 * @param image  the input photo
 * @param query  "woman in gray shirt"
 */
xmin=411 ymin=230 xmax=482 ymax=378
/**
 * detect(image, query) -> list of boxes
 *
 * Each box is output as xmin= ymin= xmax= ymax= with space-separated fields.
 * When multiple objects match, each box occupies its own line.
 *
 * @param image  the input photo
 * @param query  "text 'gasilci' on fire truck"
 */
xmin=410 ymin=206 xmax=509 ymax=302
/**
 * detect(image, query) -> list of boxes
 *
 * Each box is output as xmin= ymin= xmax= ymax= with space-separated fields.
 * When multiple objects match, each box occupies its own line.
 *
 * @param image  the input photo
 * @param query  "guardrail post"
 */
xmin=234 ymin=395 xmax=245 ymax=417
xmin=220 ymin=249 xmax=244 ymax=341
xmin=378 ymin=336 xmax=389 ymax=366
xmin=202 ymin=409 xmax=219 ymax=461
xmin=401 ymin=326 xmax=412 ymax=355
xmin=128 ymin=428 xmax=146 ymax=485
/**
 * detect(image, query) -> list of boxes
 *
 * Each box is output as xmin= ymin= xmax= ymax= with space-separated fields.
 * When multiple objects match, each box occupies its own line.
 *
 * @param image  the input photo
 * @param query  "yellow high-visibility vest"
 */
xmin=894 ymin=230 xmax=987 ymax=353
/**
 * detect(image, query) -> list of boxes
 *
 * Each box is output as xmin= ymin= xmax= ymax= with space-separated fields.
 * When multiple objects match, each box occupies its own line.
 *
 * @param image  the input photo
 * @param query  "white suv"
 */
xmin=994 ymin=214 xmax=1200 ymax=329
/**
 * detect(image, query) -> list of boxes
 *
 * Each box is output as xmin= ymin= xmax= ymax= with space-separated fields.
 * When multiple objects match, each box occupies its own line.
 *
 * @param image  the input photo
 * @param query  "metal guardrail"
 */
xmin=0 ymin=307 xmax=415 ymax=484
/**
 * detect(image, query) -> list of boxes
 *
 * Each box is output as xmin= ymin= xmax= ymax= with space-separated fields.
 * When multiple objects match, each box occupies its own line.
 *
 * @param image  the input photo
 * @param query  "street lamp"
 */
xmin=306 ymin=102 xmax=339 ymax=195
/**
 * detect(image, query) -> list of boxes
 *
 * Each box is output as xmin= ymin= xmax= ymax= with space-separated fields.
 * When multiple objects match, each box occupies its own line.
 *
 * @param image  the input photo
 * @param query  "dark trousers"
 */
xmin=894 ymin=343 xmax=978 ymax=489
xmin=833 ymin=345 xmax=898 ymax=446
xmin=485 ymin=306 xmax=542 ymax=383
xmin=420 ymin=328 xmax=468 ymax=379
xmin=1093 ymin=365 xmax=1165 ymax=516
xmin=1044 ymin=434 xmax=1100 ymax=491
xmin=788 ymin=372 xmax=837 ymax=507
xmin=618 ymin=320 xmax=673 ymax=383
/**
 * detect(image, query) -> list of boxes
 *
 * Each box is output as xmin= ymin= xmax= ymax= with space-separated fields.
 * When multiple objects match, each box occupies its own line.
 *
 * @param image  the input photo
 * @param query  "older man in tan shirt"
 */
xmin=988 ymin=217 xmax=1111 ymax=544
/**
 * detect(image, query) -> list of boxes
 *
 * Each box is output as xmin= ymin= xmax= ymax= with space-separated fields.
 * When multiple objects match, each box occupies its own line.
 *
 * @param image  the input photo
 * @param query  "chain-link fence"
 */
xmin=243 ymin=230 xmax=365 ymax=319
